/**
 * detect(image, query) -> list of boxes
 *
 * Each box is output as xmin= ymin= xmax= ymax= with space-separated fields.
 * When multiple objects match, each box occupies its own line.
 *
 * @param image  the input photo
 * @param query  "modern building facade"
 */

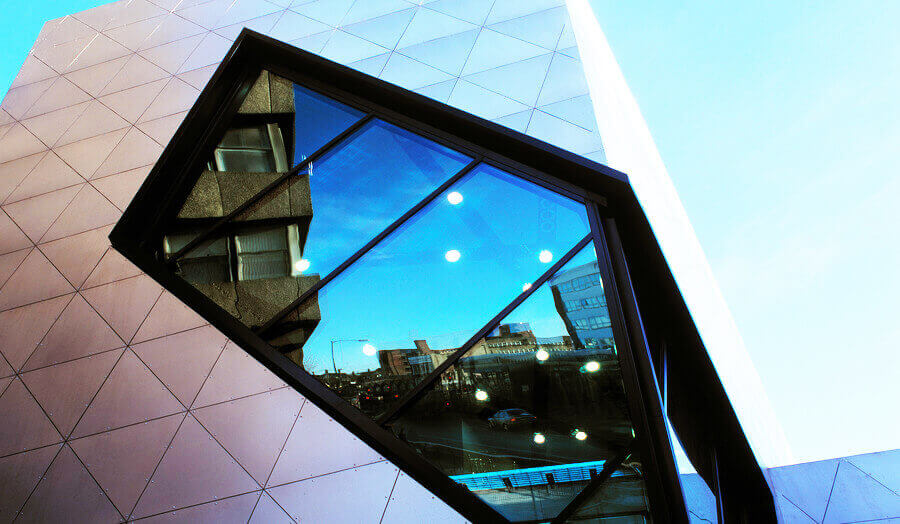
xmin=0 ymin=1 xmax=897 ymax=523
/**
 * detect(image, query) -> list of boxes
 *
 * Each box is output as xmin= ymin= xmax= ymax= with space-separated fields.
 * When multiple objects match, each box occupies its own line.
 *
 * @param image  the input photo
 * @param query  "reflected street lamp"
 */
xmin=330 ymin=338 xmax=368 ymax=374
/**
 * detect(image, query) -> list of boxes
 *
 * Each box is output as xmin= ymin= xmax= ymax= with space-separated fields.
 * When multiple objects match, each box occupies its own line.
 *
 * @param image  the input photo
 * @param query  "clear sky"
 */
xmin=588 ymin=0 xmax=900 ymax=463
xmin=1 ymin=0 xmax=895 ymax=466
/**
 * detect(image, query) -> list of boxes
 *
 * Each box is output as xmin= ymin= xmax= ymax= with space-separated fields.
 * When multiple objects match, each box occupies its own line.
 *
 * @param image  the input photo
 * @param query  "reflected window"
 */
xmin=164 ymin=225 xmax=302 ymax=284
xmin=207 ymin=125 xmax=287 ymax=173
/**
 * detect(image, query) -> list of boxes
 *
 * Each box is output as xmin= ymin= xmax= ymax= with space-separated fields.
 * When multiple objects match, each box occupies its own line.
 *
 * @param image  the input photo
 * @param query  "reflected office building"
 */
xmin=549 ymin=260 xmax=615 ymax=352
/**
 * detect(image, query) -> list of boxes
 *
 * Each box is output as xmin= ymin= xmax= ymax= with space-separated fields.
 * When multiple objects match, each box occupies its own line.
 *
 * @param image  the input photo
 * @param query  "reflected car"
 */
xmin=487 ymin=408 xmax=537 ymax=430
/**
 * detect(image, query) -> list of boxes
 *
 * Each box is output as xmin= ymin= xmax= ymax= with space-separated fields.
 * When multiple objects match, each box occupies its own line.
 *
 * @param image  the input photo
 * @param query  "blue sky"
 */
xmin=589 ymin=0 xmax=900 ymax=463
xmin=1 ymin=0 xmax=895 ymax=465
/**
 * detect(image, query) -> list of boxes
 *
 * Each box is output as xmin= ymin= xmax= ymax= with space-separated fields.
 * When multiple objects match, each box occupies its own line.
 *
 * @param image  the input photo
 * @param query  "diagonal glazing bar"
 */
xmin=377 ymin=233 xmax=594 ymax=426
xmin=256 ymin=156 xmax=484 ymax=337
xmin=168 ymin=113 xmax=375 ymax=262
xmin=551 ymin=444 xmax=633 ymax=524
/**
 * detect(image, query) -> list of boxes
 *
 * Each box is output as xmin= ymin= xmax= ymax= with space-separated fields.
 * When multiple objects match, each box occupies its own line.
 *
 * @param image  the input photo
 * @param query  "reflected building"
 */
xmin=163 ymin=72 xmax=321 ymax=365
xmin=549 ymin=260 xmax=615 ymax=352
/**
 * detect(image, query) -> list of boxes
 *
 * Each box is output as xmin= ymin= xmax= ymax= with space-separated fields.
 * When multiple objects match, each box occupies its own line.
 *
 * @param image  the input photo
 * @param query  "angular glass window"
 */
xmin=267 ymin=164 xmax=592 ymax=415
xmin=113 ymin=36 xmax=767 ymax=523
xmin=385 ymin=244 xmax=636 ymax=521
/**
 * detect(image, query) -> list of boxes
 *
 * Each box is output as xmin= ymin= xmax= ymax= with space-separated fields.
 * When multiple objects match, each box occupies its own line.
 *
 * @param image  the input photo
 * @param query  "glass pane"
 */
xmin=167 ymin=119 xmax=472 ymax=357
xmin=219 ymin=126 xmax=271 ymax=149
xmin=180 ymin=257 xmax=230 ymax=284
xmin=290 ymin=118 xmax=472 ymax=276
xmin=165 ymin=71 xmax=471 ymax=366
xmin=235 ymin=227 xmax=288 ymax=252
xmin=216 ymin=149 xmax=276 ymax=173
xmin=176 ymin=70 xmax=365 ymax=221
xmin=386 ymin=244 xmax=633 ymax=522
xmin=271 ymin=164 xmax=591 ymax=416
xmin=571 ymin=456 xmax=651 ymax=523
xmin=291 ymin=83 xmax=365 ymax=165
xmin=238 ymin=251 xmax=289 ymax=281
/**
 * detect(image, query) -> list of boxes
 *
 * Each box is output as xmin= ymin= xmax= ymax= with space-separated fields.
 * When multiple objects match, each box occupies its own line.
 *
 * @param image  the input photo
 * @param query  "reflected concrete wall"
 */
xmin=0 ymin=0 xmax=896 ymax=522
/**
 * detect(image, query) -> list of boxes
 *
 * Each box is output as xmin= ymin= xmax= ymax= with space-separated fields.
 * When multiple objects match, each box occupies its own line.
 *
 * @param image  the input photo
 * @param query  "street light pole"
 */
xmin=330 ymin=338 xmax=368 ymax=374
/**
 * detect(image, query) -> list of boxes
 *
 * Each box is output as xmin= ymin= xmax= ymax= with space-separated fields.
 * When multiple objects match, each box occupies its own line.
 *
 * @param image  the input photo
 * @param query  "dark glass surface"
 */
xmin=571 ymin=459 xmax=650 ymax=523
xmin=266 ymin=164 xmax=592 ymax=416
xmin=386 ymin=244 xmax=633 ymax=522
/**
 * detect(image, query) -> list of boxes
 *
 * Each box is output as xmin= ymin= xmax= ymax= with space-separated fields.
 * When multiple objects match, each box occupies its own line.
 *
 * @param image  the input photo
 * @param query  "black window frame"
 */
xmin=110 ymin=30 xmax=777 ymax=523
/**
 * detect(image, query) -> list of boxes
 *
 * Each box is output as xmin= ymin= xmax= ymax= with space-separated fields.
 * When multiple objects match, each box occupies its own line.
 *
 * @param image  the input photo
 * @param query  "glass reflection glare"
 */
xmin=447 ymin=191 xmax=463 ymax=205
xmin=574 ymin=429 xmax=589 ymax=441
xmin=535 ymin=348 xmax=550 ymax=361
xmin=475 ymin=389 xmax=489 ymax=401
xmin=584 ymin=360 xmax=601 ymax=373
xmin=533 ymin=433 xmax=546 ymax=444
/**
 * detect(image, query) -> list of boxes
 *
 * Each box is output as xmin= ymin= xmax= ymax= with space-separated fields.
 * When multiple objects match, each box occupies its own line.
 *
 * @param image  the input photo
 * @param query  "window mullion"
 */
xmin=589 ymin=206 xmax=689 ymax=522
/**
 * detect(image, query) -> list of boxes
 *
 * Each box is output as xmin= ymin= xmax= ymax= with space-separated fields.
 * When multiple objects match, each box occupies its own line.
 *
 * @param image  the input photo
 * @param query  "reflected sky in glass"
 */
xmin=298 ymin=119 xmax=471 ymax=277
xmin=293 ymin=164 xmax=591 ymax=378
xmin=291 ymin=84 xmax=364 ymax=164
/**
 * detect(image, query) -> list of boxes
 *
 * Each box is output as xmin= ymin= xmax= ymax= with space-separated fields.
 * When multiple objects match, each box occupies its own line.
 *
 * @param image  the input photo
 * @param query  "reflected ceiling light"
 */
xmin=522 ymin=283 xmax=532 ymax=292
xmin=573 ymin=429 xmax=588 ymax=441
xmin=533 ymin=433 xmax=546 ymax=445
xmin=445 ymin=249 xmax=461 ymax=262
xmin=539 ymin=250 xmax=553 ymax=263
xmin=294 ymin=259 xmax=311 ymax=272
xmin=536 ymin=349 xmax=550 ymax=361
xmin=474 ymin=389 xmax=488 ymax=401
xmin=362 ymin=343 xmax=377 ymax=356
xmin=446 ymin=191 xmax=463 ymax=205
xmin=583 ymin=360 xmax=601 ymax=373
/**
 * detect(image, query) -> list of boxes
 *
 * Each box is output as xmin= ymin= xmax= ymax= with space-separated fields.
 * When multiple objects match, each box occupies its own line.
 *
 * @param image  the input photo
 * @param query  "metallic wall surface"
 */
xmin=0 ymin=0 xmax=896 ymax=522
